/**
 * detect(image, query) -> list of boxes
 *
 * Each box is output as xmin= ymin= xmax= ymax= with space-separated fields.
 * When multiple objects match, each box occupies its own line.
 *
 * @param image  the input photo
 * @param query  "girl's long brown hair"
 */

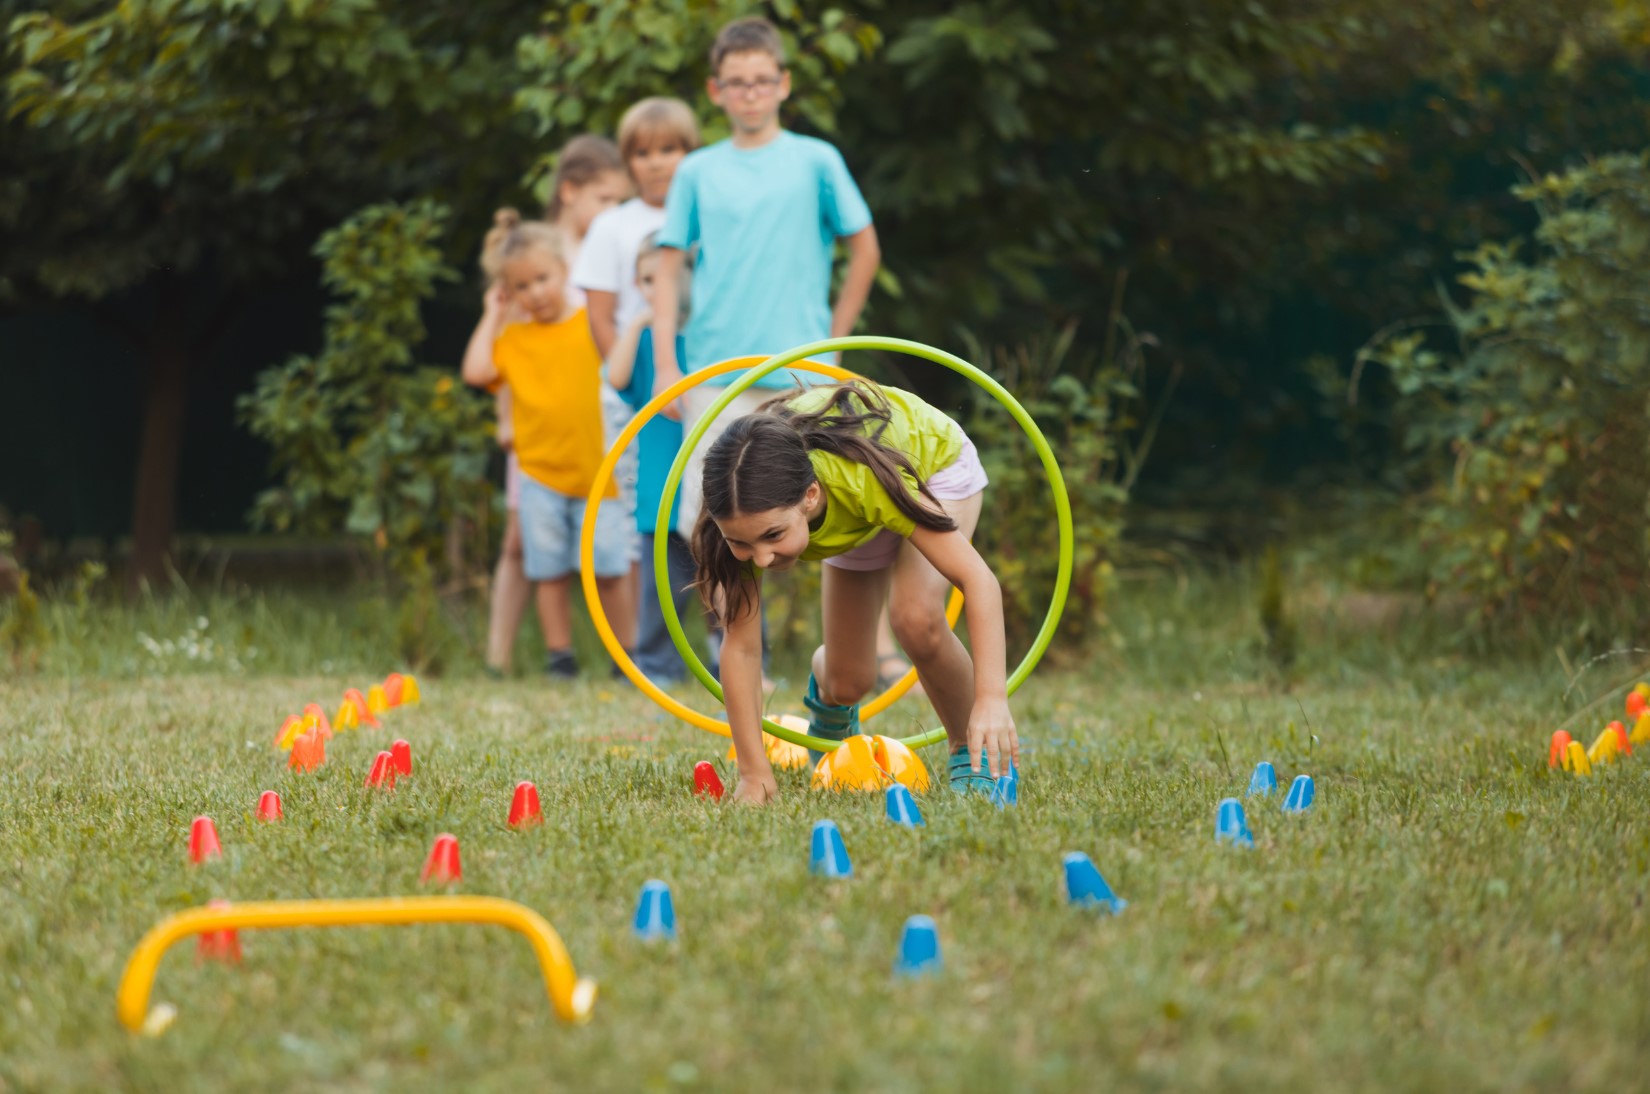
xmin=691 ymin=381 xmax=957 ymax=623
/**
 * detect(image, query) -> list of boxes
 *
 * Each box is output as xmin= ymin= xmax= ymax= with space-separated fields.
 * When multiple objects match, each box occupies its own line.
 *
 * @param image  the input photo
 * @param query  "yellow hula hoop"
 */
xmin=579 ymin=355 xmax=962 ymax=740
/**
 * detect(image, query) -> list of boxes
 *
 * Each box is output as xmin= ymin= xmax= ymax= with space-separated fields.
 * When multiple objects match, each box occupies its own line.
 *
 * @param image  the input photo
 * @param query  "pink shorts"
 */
xmin=505 ymin=451 xmax=522 ymax=511
xmin=824 ymin=437 xmax=989 ymax=572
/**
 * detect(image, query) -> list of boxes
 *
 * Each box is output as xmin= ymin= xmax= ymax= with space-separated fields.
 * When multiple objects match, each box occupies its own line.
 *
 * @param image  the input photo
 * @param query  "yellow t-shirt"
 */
xmin=792 ymin=383 xmax=965 ymax=562
xmin=491 ymin=309 xmax=616 ymax=499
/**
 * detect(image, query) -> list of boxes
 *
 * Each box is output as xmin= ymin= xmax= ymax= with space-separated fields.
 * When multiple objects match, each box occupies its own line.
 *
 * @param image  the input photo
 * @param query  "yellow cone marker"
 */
xmin=870 ymin=735 xmax=932 ymax=792
xmin=367 ymin=684 xmax=389 ymax=717
xmin=400 ymin=674 xmax=421 ymax=705
xmin=1567 ymin=740 xmax=1593 ymax=776
xmin=1632 ymin=713 xmax=1650 ymax=747
xmin=334 ymin=698 xmax=360 ymax=731
xmin=1587 ymin=728 xmax=1618 ymax=767
xmin=811 ymin=736 xmax=889 ymax=791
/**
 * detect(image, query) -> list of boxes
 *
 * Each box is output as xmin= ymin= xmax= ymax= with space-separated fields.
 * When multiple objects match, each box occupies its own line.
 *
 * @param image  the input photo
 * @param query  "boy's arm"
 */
xmin=604 ymin=313 xmax=648 ymax=391
xmin=723 ymin=582 xmax=776 ymax=804
xmin=830 ymin=225 xmax=881 ymax=338
xmin=650 ymin=247 xmax=687 ymax=419
xmin=585 ymin=290 xmax=619 ymax=358
xmin=461 ymin=286 xmax=509 ymax=388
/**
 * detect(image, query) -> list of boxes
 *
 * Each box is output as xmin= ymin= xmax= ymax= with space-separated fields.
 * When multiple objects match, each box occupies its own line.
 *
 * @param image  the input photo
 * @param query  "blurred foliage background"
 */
xmin=3 ymin=0 xmax=1648 ymax=650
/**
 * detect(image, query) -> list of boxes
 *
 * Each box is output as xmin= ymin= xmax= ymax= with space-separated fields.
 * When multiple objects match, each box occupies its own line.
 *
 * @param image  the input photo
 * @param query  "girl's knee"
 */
xmin=890 ymin=602 xmax=948 ymax=660
xmin=823 ymin=662 xmax=877 ymax=706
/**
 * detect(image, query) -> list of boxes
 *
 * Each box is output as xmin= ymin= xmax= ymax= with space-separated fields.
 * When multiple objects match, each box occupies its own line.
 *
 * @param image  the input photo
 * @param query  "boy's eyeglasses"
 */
xmin=715 ymin=75 xmax=783 ymax=97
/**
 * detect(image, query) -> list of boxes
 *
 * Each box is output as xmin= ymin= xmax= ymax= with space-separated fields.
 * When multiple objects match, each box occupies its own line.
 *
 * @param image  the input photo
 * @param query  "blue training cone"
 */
xmin=993 ymin=772 xmax=1018 ymax=808
xmin=885 ymin=784 xmax=925 ymax=827
xmin=632 ymin=879 xmax=677 ymax=942
xmin=1282 ymin=774 xmax=1316 ymax=813
xmin=894 ymin=914 xmax=942 ymax=977
xmin=1247 ymin=761 xmax=1278 ymax=796
xmin=810 ymin=819 xmax=853 ymax=878
xmin=1063 ymin=852 xmax=1127 ymax=915
xmin=1215 ymin=797 xmax=1254 ymax=848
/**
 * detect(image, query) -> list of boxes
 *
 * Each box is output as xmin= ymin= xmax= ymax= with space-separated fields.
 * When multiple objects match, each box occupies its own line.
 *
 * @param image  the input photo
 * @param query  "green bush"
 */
xmin=960 ymin=292 xmax=1170 ymax=652
xmin=239 ymin=201 xmax=495 ymax=584
xmin=1366 ymin=153 xmax=1650 ymax=632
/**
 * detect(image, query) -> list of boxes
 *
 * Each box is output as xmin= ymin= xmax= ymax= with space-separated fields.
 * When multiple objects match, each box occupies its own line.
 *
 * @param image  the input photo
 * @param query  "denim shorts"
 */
xmin=518 ymin=474 xmax=634 ymax=581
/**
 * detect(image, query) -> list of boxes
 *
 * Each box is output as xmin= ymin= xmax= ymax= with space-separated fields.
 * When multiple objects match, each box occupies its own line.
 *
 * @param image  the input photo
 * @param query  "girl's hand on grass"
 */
xmin=732 ymin=769 xmax=778 ymax=805
xmin=968 ymin=697 xmax=1019 ymax=778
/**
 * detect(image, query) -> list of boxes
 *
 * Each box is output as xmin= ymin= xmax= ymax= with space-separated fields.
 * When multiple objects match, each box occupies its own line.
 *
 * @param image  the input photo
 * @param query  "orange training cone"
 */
xmin=1628 ymin=690 xmax=1647 ymax=720
xmin=390 ymin=739 xmax=413 ymax=777
xmin=288 ymin=729 xmax=324 ymax=772
xmin=256 ymin=790 xmax=283 ymax=822
xmin=812 ymin=736 xmax=889 ymax=791
xmin=196 ymin=899 xmax=243 ymax=964
xmin=870 ymin=735 xmax=931 ymax=792
xmin=1548 ymin=730 xmax=1573 ymax=769
xmin=303 ymin=703 xmax=333 ymax=741
xmin=508 ymin=781 xmax=544 ymax=827
xmin=188 ymin=816 xmax=222 ymax=864
xmin=365 ymin=751 xmax=397 ymax=789
xmin=383 ymin=673 xmax=405 ymax=708
xmin=420 ymin=833 xmax=462 ymax=885
xmin=343 ymin=688 xmax=377 ymax=728
xmin=275 ymin=714 xmax=305 ymax=751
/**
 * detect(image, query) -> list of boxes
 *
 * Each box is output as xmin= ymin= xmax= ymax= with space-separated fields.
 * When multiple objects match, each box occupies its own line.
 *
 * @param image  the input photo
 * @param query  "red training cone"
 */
xmin=303 ymin=703 xmax=333 ymax=741
xmin=1628 ymin=690 xmax=1647 ymax=720
xmin=344 ymin=687 xmax=379 ymax=729
xmin=196 ymin=899 xmax=242 ymax=964
xmin=420 ymin=833 xmax=462 ymax=885
xmin=390 ymin=739 xmax=413 ymax=777
xmin=274 ymin=714 xmax=304 ymax=750
xmin=1548 ymin=730 xmax=1573 ymax=769
xmin=693 ymin=761 xmax=724 ymax=800
xmin=189 ymin=816 xmax=222 ymax=864
xmin=365 ymin=751 xmax=397 ymax=789
xmin=256 ymin=790 xmax=283 ymax=822
xmin=508 ymin=781 xmax=544 ymax=827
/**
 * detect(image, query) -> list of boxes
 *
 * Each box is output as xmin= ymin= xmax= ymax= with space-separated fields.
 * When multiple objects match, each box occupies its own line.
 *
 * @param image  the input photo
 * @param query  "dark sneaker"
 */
xmin=545 ymin=650 xmax=578 ymax=680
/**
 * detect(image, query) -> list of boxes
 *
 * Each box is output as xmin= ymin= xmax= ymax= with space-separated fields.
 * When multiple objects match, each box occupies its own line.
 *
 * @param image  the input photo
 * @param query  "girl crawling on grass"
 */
xmin=692 ymin=380 xmax=1018 ymax=805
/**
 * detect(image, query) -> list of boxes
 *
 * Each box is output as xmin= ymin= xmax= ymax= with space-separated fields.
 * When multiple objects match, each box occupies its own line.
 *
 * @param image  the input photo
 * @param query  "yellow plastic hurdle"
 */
xmin=117 ymin=896 xmax=596 ymax=1032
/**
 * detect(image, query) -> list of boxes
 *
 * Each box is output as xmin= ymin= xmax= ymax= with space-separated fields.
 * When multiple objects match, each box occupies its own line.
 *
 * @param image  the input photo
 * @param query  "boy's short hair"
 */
xmin=710 ymin=17 xmax=786 ymax=72
xmin=617 ymin=97 xmax=701 ymax=163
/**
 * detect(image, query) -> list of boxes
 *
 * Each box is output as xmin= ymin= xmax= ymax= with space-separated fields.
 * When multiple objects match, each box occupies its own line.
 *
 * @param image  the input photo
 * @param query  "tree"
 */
xmin=4 ymin=0 xmax=540 ymax=588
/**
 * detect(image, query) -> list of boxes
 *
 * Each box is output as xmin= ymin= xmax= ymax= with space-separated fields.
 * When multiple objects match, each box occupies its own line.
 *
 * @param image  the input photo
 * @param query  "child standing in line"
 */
xmin=602 ymin=234 xmax=699 ymax=686
xmin=485 ymin=136 xmax=630 ymax=675
xmin=690 ymin=381 xmax=1017 ymax=805
xmin=463 ymin=212 xmax=633 ymax=680
xmin=649 ymin=16 xmax=881 ymax=537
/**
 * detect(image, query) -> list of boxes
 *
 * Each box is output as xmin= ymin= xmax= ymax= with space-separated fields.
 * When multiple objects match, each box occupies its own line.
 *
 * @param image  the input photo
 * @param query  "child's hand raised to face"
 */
xmin=482 ymin=281 xmax=509 ymax=319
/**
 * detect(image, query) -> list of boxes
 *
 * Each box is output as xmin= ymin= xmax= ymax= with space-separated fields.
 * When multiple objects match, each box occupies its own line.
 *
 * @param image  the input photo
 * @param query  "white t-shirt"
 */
xmin=571 ymin=197 xmax=667 ymax=329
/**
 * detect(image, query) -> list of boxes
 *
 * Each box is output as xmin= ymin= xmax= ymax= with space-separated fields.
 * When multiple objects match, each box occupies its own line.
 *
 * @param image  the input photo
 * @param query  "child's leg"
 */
xmin=814 ymin=565 xmax=891 ymax=705
xmin=887 ymin=493 xmax=985 ymax=786
xmin=485 ymin=509 xmax=531 ymax=673
xmin=589 ymin=496 xmax=638 ymax=668
xmin=633 ymin=533 xmax=682 ymax=681
xmin=518 ymin=477 xmax=579 ymax=677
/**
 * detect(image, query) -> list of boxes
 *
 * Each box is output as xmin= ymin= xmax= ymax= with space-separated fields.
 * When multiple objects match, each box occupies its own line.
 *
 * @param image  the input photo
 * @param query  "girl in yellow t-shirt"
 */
xmin=462 ymin=212 xmax=634 ymax=680
xmin=691 ymin=380 xmax=1015 ymax=804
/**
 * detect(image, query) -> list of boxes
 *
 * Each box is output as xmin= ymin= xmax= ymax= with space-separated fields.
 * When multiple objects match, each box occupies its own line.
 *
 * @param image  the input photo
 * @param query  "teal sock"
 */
xmin=803 ymin=673 xmax=860 ymax=765
xmin=948 ymin=747 xmax=996 ymax=796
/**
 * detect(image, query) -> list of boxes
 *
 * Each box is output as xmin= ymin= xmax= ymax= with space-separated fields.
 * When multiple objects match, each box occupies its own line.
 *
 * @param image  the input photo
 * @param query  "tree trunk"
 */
xmin=127 ymin=285 xmax=189 ymax=593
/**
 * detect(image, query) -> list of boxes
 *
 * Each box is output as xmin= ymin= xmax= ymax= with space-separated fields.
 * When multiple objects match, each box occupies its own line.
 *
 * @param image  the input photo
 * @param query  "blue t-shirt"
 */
xmin=657 ymin=131 xmax=872 ymax=388
xmin=616 ymin=328 xmax=685 ymax=534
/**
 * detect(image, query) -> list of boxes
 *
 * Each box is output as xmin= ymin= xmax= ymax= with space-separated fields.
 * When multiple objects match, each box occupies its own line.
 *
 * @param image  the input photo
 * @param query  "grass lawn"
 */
xmin=1 ymin=571 xmax=1647 ymax=1090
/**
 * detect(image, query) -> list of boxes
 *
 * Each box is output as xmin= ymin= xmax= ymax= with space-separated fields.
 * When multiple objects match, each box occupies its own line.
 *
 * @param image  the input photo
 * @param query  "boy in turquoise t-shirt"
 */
xmin=650 ymin=15 xmax=880 ymax=539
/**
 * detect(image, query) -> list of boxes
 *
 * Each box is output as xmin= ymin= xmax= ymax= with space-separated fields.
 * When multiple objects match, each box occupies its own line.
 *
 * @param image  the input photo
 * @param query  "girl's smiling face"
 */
xmin=715 ymin=482 xmax=822 ymax=572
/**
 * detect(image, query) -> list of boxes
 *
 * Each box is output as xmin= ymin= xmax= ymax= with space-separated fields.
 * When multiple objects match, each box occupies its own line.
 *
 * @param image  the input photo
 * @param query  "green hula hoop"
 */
xmin=654 ymin=335 xmax=1073 ymax=753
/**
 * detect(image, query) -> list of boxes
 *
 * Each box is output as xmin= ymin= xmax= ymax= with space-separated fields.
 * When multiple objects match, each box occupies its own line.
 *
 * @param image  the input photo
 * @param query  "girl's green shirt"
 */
xmin=790 ymin=384 xmax=965 ymax=562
